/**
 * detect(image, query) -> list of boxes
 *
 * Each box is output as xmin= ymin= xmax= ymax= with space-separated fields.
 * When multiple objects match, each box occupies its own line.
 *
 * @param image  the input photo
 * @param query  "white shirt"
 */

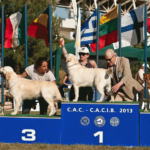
xmin=138 ymin=68 xmax=144 ymax=87
xmin=25 ymin=65 xmax=56 ymax=81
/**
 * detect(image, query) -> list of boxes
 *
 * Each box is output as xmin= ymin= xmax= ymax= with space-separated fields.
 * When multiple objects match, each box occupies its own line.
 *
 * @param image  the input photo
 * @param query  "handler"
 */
xmin=105 ymin=49 xmax=144 ymax=108
xmin=19 ymin=57 xmax=56 ymax=115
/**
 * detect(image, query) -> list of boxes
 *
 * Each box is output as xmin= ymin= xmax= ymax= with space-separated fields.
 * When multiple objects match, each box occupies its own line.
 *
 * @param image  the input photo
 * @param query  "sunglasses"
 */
xmin=79 ymin=53 xmax=88 ymax=56
xmin=105 ymin=55 xmax=114 ymax=62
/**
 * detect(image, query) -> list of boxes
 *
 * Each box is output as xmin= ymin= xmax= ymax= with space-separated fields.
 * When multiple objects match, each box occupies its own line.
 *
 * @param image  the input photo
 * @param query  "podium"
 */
xmin=61 ymin=102 xmax=139 ymax=146
xmin=0 ymin=102 xmax=140 ymax=146
xmin=140 ymin=112 xmax=150 ymax=146
xmin=0 ymin=116 xmax=61 ymax=144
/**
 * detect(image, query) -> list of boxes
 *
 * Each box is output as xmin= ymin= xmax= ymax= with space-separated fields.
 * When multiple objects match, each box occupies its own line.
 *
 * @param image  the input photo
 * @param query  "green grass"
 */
xmin=4 ymin=113 xmax=61 ymax=118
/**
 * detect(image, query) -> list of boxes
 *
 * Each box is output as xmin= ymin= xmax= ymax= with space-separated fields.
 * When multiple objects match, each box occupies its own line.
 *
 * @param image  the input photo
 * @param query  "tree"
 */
xmin=0 ymin=0 xmax=62 ymax=73
xmin=80 ymin=0 xmax=90 ymax=26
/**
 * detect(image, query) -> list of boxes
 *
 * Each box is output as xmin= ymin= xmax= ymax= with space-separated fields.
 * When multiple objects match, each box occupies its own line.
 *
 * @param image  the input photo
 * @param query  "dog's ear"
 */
xmin=6 ymin=72 xmax=11 ymax=80
xmin=66 ymin=58 xmax=71 ymax=63
xmin=106 ymin=68 xmax=112 ymax=75
xmin=73 ymin=56 xmax=79 ymax=64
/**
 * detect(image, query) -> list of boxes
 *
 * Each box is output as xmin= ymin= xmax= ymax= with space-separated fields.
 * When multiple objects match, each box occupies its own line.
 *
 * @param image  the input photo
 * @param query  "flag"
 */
xmin=27 ymin=7 xmax=50 ymax=46
xmin=90 ymin=6 xmax=118 ymax=52
xmin=80 ymin=10 xmax=97 ymax=45
xmin=75 ymin=7 xmax=80 ymax=58
xmin=147 ymin=18 xmax=150 ymax=34
xmin=4 ymin=7 xmax=25 ymax=48
xmin=113 ymin=5 xmax=145 ymax=49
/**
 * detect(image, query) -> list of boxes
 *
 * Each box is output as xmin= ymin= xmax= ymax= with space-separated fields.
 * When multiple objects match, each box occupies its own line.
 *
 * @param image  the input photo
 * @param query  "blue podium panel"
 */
xmin=140 ymin=113 xmax=150 ymax=146
xmin=0 ymin=117 xmax=61 ymax=144
xmin=61 ymin=103 xmax=139 ymax=146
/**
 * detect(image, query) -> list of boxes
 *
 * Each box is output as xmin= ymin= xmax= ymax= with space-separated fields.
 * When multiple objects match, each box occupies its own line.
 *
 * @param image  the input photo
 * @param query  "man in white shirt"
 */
xmin=138 ymin=63 xmax=150 ymax=87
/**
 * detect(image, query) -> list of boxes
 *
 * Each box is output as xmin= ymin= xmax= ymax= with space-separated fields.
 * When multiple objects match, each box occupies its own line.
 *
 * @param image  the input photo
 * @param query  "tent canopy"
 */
xmin=53 ymin=41 xmax=150 ymax=84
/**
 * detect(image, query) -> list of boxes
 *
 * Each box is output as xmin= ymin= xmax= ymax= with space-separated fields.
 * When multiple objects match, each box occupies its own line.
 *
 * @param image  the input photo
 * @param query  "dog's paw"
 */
xmin=11 ymin=112 xmax=17 ymax=115
xmin=73 ymin=99 xmax=78 ymax=102
xmin=110 ymin=100 xmax=114 ymax=102
xmin=49 ymin=110 xmax=56 ymax=116
xmin=96 ymin=100 xmax=102 ymax=103
xmin=63 ymin=99 xmax=69 ymax=102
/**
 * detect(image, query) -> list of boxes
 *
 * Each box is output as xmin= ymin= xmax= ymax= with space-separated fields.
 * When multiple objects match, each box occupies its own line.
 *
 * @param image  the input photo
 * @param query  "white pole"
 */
xmin=132 ymin=0 xmax=136 ymax=9
xmin=114 ymin=0 xmax=117 ymax=6
xmin=75 ymin=6 xmax=80 ymax=59
xmin=72 ymin=0 xmax=77 ymax=24
xmin=94 ymin=0 xmax=97 ymax=9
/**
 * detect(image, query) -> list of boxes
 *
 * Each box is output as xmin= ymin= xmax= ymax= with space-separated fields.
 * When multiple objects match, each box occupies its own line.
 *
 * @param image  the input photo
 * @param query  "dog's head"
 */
xmin=0 ymin=66 xmax=14 ymax=80
xmin=65 ymin=53 xmax=79 ymax=66
xmin=143 ymin=73 xmax=150 ymax=83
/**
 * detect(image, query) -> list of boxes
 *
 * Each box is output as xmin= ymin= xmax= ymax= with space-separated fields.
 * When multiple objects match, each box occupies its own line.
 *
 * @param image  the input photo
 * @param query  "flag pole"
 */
xmin=96 ymin=5 xmax=100 ymax=68
xmin=25 ymin=5 xmax=28 ymax=68
xmin=95 ymin=4 xmax=100 ymax=100
xmin=22 ymin=5 xmax=28 ymax=111
xmin=144 ymin=4 xmax=147 ymax=99
xmin=1 ymin=5 xmax=4 ymax=114
xmin=118 ymin=4 xmax=121 ymax=56
xmin=49 ymin=5 xmax=53 ymax=71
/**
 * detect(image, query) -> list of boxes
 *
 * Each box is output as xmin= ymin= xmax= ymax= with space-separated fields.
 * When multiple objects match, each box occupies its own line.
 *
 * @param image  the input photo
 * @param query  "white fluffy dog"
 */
xmin=0 ymin=66 xmax=63 ymax=116
xmin=65 ymin=53 xmax=113 ymax=102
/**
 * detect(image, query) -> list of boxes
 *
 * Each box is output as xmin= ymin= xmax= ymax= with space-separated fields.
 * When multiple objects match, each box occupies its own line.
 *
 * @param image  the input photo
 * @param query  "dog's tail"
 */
xmin=54 ymin=88 xmax=63 ymax=102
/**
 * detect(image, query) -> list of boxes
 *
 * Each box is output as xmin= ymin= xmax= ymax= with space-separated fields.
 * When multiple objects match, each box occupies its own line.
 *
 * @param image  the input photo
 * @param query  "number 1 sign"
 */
xmin=61 ymin=103 xmax=139 ymax=146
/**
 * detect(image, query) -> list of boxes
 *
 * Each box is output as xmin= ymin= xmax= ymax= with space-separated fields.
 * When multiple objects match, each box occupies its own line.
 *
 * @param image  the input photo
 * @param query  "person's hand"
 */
xmin=111 ymin=83 xmax=120 ymax=93
xmin=111 ymin=81 xmax=123 ymax=93
xmin=60 ymin=38 xmax=65 ymax=47
xmin=90 ymin=60 xmax=97 ymax=68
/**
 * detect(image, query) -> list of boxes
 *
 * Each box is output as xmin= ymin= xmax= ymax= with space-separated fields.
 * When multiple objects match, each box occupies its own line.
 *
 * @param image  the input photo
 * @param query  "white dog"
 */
xmin=0 ymin=66 xmax=63 ymax=116
xmin=65 ymin=53 xmax=113 ymax=102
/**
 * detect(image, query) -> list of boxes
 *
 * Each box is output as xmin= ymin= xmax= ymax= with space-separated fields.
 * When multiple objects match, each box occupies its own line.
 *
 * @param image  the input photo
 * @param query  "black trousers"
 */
xmin=22 ymin=98 xmax=48 ymax=115
xmin=70 ymin=86 xmax=93 ymax=101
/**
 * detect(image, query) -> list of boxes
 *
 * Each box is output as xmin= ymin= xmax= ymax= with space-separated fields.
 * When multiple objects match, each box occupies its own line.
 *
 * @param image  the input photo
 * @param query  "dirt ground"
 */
xmin=0 ymin=143 xmax=149 ymax=150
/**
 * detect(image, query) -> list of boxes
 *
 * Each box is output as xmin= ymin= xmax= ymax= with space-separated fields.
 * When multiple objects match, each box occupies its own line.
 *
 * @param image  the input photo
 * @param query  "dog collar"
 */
xmin=67 ymin=62 xmax=80 ymax=68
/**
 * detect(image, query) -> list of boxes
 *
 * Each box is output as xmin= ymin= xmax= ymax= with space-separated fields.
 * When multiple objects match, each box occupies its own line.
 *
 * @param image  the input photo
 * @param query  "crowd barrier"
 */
xmin=0 ymin=102 xmax=149 ymax=146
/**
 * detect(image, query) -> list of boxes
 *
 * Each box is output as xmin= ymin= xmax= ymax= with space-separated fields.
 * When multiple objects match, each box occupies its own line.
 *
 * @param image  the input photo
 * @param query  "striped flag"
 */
xmin=27 ymin=7 xmax=50 ymax=46
xmin=113 ymin=5 xmax=145 ymax=49
xmin=4 ymin=7 xmax=25 ymax=48
xmin=90 ymin=6 xmax=118 ymax=52
xmin=80 ymin=10 xmax=97 ymax=45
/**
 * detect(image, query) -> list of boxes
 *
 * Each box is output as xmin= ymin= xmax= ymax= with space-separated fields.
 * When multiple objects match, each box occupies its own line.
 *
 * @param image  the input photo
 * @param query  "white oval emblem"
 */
xmin=80 ymin=116 xmax=90 ymax=126
xmin=110 ymin=117 xmax=120 ymax=127
xmin=94 ymin=116 xmax=106 ymax=127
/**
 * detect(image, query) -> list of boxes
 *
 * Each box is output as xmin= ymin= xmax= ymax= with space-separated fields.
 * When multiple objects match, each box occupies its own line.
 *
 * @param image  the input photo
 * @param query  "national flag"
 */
xmin=90 ymin=6 xmax=118 ymax=52
xmin=113 ymin=5 xmax=145 ymax=49
xmin=4 ymin=7 xmax=25 ymax=48
xmin=80 ymin=10 xmax=97 ymax=45
xmin=75 ymin=7 xmax=80 ymax=59
xmin=147 ymin=18 xmax=150 ymax=34
xmin=27 ymin=7 xmax=50 ymax=46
